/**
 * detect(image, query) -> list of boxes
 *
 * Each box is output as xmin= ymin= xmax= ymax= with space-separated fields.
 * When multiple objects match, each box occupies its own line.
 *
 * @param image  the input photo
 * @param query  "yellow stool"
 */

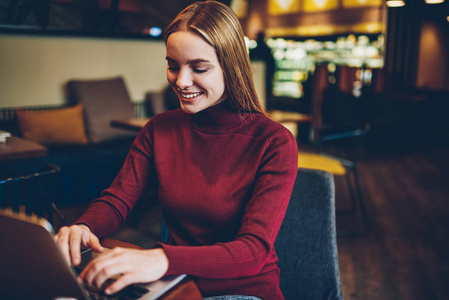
xmin=297 ymin=152 xmax=346 ymax=176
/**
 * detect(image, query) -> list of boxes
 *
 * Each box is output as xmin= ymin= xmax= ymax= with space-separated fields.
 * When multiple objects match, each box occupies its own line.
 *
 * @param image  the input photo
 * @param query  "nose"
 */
xmin=176 ymin=68 xmax=193 ymax=89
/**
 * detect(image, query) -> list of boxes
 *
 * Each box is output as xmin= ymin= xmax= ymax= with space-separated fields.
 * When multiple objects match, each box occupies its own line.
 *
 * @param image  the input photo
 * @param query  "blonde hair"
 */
xmin=164 ymin=1 xmax=265 ymax=114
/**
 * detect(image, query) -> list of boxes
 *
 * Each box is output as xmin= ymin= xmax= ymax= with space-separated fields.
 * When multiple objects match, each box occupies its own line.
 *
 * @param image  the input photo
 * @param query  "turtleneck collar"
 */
xmin=190 ymin=100 xmax=253 ymax=133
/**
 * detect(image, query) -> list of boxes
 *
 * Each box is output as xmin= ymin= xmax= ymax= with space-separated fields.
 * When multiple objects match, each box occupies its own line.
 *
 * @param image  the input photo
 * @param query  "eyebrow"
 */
xmin=165 ymin=57 xmax=212 ymax=64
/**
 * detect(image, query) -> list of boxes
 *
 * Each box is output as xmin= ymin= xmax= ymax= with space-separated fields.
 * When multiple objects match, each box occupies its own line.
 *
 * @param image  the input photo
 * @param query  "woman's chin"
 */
xmin=180 ymin=103 xmax=202 ymax=114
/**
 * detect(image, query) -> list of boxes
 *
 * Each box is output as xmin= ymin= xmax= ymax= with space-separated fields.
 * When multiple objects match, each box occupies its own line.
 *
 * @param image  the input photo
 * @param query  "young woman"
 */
xmin=55 ymin=1 xmax=298 ymax=299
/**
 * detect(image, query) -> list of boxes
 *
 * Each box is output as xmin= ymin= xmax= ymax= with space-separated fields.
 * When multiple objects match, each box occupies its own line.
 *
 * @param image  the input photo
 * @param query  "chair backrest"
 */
xmin=275 ymin=168 xmax=343 ymax=300
xmin=0 ymin=164 xmax=62 ymax=225
xmin=66 ymin=77 xmax=136 ymax=144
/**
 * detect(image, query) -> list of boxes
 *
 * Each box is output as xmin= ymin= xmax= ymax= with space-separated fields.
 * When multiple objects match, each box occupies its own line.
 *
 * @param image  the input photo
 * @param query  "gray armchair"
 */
xmin=275 ymin=168 xmax=343 ymax=300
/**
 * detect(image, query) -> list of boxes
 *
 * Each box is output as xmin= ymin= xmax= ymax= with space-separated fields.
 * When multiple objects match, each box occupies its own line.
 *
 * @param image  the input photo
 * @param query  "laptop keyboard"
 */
xmin=85 ymin=278 xmax=150 ymax=300
xmin=74 ymin=268 xmax=149 ymax=300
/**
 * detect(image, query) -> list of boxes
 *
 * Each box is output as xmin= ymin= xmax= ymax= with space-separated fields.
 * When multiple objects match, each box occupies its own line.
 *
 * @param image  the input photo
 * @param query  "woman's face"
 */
xmin=166 ymin=30 xmax=227 ymax=114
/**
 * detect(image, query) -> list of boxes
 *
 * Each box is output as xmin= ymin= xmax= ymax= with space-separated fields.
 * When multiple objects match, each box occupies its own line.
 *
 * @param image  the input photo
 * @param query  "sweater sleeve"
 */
xmin=159 ymin=127 xmax=298 ymax=279
xmin=75 ymin=120 xmax=157 ymax=238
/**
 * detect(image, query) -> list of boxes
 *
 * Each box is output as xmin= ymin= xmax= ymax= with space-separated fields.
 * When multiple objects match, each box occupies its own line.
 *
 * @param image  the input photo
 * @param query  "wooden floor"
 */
xmin=61 ymin=138 xmax=449 ymax=300
xmin=336 ymin=142 xmax=449 ymax=300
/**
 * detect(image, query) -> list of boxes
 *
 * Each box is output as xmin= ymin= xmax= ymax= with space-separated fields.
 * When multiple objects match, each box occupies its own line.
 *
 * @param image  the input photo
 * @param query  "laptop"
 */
xmin=0 ymin=210 xmax=186 ymax=300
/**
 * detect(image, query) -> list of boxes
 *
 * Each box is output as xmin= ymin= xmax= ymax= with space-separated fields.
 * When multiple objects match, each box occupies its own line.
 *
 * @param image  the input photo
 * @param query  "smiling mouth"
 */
xmin=180 ymin=92 xmax=203 ymax=99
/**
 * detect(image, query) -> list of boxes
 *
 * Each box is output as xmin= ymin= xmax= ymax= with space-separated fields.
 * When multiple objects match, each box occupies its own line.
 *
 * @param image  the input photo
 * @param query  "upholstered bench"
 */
xmin=0 ymin=77 xmax=142 ymax=210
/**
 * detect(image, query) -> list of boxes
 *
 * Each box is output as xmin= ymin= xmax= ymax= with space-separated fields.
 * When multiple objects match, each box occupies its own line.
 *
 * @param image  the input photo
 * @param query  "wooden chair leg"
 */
xmin=337 ymin=167 xmax=370 ymax=238
xmin=336 ymin=172 xmax=357 ymax=216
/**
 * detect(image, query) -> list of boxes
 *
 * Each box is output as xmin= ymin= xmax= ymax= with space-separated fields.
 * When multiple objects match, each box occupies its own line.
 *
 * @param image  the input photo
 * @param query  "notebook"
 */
xmin=0 ymin=210 xmax=186 ymax=300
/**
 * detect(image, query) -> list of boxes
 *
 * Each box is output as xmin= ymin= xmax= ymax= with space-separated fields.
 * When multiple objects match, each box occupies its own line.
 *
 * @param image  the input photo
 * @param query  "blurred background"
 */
xmin=1 ymin=1 xmax=448 ymax=299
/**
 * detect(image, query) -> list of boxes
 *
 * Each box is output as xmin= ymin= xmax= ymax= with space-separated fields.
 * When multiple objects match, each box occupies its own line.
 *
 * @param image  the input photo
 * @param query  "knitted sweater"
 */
xmin=76 ymin=101 xmax=298 ymax=299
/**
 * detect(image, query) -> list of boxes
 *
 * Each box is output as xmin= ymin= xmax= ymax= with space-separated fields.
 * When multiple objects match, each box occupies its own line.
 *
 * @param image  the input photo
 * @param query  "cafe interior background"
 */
xmin=1 ymin=0 xmax=448 ymax=299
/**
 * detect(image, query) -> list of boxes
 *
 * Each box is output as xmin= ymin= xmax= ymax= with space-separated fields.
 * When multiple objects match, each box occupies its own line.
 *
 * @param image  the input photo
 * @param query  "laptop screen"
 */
xmin=0 ymin=210 xmax=186 ymax=300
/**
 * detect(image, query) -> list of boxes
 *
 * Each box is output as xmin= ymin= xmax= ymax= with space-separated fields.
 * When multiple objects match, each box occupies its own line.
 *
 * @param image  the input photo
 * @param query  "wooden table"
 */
xmin=0 ymin=136 xmax=47 ymax=161
xmin=268 ymin=110 xmax=312 ymax=124
xmin=101 ymin=238 xmax=203 ymax=300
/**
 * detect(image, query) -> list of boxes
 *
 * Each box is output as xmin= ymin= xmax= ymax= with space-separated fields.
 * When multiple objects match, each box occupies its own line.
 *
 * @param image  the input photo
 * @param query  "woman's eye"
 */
xmin=168 ymin=65 xmax=179 ymax=71
xmin=193 ymin=68 xmax=207 ymax=73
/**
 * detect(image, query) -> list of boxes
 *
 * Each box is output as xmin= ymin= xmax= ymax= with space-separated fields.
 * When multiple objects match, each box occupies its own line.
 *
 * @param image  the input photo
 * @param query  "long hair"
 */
xmin=164 ymin=1 xmax=265 ymax=114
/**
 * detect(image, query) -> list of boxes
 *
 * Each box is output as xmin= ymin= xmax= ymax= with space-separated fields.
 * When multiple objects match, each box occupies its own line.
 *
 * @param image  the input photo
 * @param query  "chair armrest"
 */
xmin=313 ymin=123 xmax=370 ymax=143
xmin=311 ymin=123 xmax=370 ymax=161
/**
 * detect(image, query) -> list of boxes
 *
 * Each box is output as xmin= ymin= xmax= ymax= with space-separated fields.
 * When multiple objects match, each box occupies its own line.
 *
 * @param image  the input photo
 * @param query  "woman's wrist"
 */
xmin=148 ymin=248 xmax=169 ymax=276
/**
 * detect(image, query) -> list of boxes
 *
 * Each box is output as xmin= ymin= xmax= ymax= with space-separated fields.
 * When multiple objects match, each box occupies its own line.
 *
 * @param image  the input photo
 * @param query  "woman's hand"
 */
xmin=78 ymin=247 xmax=169 ymax=295
xmin=54 ymin=224 xmax=104 ymax=266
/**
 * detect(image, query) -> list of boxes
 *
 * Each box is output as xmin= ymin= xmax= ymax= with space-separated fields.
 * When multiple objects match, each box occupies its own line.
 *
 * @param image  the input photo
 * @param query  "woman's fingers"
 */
xmin=79 ymin=247 xmax=125 ymax=286
xmin=94 ymin=261 xmax=136 ymax=292
xmin=54 ymin=226 xmax=71 ymax=265
xmin=68 ymin=228 xmax=83 ymax=266
xmin=89 ymin=234 xmax=104 ymax=253
xmin=104 ymin=273 xmax=139 ymax=295
xmin=54 ymin=225 xmax=102 ymax=266
xmin=79 ymin=248 xmax=169 ymax=294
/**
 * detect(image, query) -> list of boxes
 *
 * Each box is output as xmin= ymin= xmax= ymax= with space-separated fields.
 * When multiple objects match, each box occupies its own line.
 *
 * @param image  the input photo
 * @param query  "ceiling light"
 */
xmin=386 ymin=0 xmax=405 ymax=7
xmin=149 ymin=27 xmax=162 ymax=37
xmin=425 ymin=0 xmax=444 ymax=3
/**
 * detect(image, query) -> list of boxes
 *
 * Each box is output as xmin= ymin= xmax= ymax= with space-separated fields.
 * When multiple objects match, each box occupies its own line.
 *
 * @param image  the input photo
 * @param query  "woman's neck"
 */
xmin=190 ymin=100 xmax=252 ymax=133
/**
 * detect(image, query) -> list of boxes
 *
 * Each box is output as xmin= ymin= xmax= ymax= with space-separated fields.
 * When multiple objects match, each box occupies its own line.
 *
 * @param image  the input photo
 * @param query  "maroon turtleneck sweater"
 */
xmin=76 ymin=101 xmax=298 ymax=299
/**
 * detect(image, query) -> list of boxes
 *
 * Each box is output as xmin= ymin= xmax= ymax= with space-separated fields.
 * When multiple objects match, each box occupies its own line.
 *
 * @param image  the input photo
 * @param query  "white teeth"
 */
xmin=181 ymin=92 xmax=202 ymax=99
